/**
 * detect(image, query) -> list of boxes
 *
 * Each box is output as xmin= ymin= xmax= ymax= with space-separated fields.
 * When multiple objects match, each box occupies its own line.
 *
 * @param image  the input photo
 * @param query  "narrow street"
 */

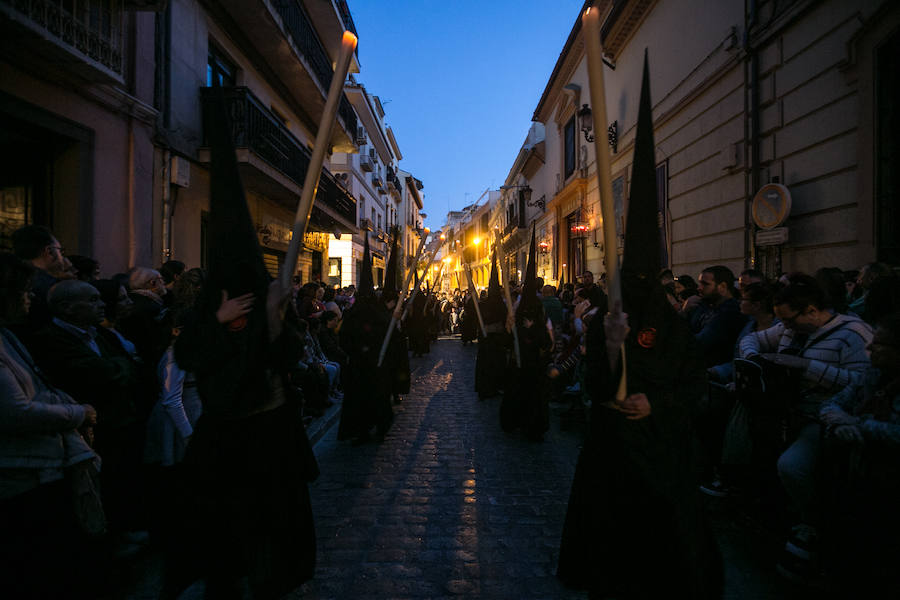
xmin=293 ymin=336 xmax=806 ymax=600
xmin=294 ymin=338 xmax=586 ymax=599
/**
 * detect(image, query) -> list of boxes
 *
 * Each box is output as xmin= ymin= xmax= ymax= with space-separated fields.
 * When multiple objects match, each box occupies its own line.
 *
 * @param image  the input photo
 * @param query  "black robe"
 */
xmin=557 ymin=306 xmax=722 ymax=599
xmin=174 ymin=309 xmax=318 ymax=597
xmin=459 ymin=295 xmax=479 ymax=344
xmin=474 ymin=297 xmax=509 ymax=400
xmin=338 ymin=299 xmax=393 ymax=440
xmin=499 ymin=303 xmax=552 ymax=439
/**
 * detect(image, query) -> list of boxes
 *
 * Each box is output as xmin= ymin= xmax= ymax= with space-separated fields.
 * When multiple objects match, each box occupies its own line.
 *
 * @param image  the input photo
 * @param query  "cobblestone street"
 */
xmin=292 ymin=338 xmax=586 ymax=600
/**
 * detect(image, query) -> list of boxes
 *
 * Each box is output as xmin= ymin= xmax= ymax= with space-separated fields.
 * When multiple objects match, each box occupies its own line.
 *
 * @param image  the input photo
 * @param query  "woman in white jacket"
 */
xmin=0 ymin=253 xmax=100 ymax=599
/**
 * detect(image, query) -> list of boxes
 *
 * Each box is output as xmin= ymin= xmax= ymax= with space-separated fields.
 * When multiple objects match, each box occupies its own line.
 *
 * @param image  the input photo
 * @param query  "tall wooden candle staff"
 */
xmin=583 ymin=3 xmax=626 ymax=401
xmin=377 ymin=234 xmax=428 ymax=368
xmin=463 ymin=264 xmax=487 ymax=338
xmin=280 ymin=31 xmax=358 ymax=288
xmin=492 ymin=229 xmax=521 ymax=368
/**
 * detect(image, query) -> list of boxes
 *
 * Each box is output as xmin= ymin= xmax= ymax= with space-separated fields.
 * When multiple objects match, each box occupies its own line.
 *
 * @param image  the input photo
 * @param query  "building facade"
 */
xmin=515 ymin=0 xmax=900 ymax=284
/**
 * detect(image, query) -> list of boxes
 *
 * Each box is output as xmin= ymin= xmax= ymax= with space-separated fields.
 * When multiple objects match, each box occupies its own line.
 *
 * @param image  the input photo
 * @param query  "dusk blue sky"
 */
xmin=348 ymin=1 xmax=585 ymax=231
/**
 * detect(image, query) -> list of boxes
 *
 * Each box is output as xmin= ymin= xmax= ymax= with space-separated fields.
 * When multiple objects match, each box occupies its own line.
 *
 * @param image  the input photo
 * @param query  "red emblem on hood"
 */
xmin=227 ymin=315 xmax=248 ymax=332
xmin=637 ymin=327 xmax=657 ymax=348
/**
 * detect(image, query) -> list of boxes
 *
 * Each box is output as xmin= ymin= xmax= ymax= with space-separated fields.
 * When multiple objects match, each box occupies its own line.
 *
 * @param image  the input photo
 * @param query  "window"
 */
xmin=207 ymin=44 xmax=236 ymax=87
xmin=564 ymin=115 xmax=576 ymax=179
xmin=518 ymin=190 xmax=527 ymax=228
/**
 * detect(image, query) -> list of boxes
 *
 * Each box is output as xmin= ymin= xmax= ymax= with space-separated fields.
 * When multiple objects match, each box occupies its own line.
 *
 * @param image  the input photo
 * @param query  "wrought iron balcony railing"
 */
xmin=271 ymin=0 xmax=357 ymax=140
xmin=201 ymin=86 xmax=355 ymax=227
xmin=2 ymin=0 xmax=124 ymax=75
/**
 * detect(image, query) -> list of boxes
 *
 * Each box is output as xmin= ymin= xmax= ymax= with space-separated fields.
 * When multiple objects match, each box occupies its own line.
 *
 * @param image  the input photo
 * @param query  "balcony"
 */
xmin=371 ymin=173 xmax=384 ymax=190
xmin=199 ymin=86 xmax=356 ymax=233
xmin=386 ymin=167 xmax=402 ymax=197
xmin=359 ymin=217 xmax=373 ymax=231
xmin=1 ymin=0 xmax=125 ymax=82
xmin=215 ymin=0 xmax=358 ymax=152
xmin=359 ymin=153 xmax=373 ymax=172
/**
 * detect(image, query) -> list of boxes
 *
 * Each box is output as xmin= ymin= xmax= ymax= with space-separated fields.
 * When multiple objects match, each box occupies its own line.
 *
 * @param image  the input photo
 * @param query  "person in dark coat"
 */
xmin=557 ymin=52 xmax=721 ymax=599
xmin=500 ymin=226 xmax=552 ymax=440
xmin=30 ymin=280 xmax=152 ymax=539
xmin=475 ymin=247 xmax=509 ymax=400
xmin=338 ymin=233 xmax=393 ymax=443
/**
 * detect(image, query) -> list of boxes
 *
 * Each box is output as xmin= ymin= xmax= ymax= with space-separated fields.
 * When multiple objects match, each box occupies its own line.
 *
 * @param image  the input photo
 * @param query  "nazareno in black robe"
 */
xmin=174 ymin=305 xmax=319 ymax=598
xmin=474 ymin=295 xmax=509 ymax=400
xmin=337 ymin=298 xmax=393 ymax=441
xmin=556 ymin=285 xmax=722 ymax=599
xmin=499 ymin=298 xmax=552 ymax=440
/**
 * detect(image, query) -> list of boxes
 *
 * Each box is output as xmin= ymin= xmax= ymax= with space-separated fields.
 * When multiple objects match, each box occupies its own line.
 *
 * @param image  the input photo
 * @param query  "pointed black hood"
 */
xmin=358 ymin=231 xmax=374 ymax=299
xmin=487 ymin=244 xmax=501 ymax=300
xmin=481 ymin=242 xmax=507 ymax=324
xmin=521 ymin=224 xmax=538 ymax=300
xmin=205 ymin=86 xmax=269 ymax=302
xmin=516 ymin=224 xmax=543 ymax=323
xmin=622 ymin=50 xmax=661 ymax=284
xmin=382 ymin=226 xmax=400 ymax=304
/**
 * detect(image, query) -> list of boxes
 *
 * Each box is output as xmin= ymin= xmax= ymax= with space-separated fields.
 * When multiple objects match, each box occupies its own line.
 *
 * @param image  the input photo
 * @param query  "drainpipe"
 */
xmin=127 ymin=118 xmax=136 ymax=267
xmin=161 ymin=150 xmax=171 ymax=262
xmin=744 ymin=0 xmax=760 ymax=269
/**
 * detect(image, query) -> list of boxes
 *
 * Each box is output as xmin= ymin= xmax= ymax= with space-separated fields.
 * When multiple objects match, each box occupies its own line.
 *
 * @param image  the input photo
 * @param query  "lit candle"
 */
xmin=583 ymin=3 xmax=627 ymax=402
xmin=281 ymin=31 xmax=358 ymax=287
xmin=582 ymin=5 xmax=621 ymax=308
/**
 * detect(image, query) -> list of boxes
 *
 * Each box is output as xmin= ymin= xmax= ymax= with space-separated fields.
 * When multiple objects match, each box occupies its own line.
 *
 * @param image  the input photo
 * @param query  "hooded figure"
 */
xmin=173 ymin=85 xmax=317 ymax=597
xmin=381 ymin=227 xmax=410 ymax=400
xmin=557 ymin=50 xmax=722 ymax=599
xmin=338 ymin=232 xmax=393 ymax=442
xmin=475 ymin=243 xmax=510 ymax=400
xmin=500 ymin=224 xmax=552 ymax=439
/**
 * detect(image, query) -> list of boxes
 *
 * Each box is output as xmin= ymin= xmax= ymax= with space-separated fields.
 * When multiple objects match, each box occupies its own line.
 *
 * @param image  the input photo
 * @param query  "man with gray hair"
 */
xmin=31 ymin=280 xmax=152 ymax=550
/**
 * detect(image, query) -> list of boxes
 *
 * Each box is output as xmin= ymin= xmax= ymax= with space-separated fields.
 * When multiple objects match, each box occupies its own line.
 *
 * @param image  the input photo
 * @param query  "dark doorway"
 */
xmin=0 ymin=93 xmax=93 ymax=255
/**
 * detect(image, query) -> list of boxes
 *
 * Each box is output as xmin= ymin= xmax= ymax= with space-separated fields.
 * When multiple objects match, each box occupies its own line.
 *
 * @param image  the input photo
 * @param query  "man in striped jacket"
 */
xmin=738 ymin=275 xmax=873 ymax=578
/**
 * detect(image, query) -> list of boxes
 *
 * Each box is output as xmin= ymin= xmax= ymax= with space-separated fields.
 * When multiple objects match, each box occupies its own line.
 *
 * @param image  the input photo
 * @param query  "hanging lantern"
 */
xmin=538 ymin=239 xmax=550 ymax=254
xmin=570 ymin=216 xmax=590 ymax=239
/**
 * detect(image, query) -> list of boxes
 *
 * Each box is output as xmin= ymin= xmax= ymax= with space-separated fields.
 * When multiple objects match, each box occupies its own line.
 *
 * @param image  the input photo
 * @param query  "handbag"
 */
xmin=67 ymin=458 xmax=107 ymax=538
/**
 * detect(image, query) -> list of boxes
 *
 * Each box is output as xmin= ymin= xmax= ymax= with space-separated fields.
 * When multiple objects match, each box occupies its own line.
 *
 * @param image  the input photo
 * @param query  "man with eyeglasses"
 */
xmin=11 ymin=225 xmax=68 ymax=335
xmin=738 ymin=274 xmax=873 ymax=580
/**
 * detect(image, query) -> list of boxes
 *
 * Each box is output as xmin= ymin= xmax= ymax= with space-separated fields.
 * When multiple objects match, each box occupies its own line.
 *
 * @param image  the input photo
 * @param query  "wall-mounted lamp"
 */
xmin=578 ymin=104 xmax=594 ymax=143
xmin=501 ymin=184 xmax=546 ymax=211
xmin=578 ymin=104 xmax=619 ymax=154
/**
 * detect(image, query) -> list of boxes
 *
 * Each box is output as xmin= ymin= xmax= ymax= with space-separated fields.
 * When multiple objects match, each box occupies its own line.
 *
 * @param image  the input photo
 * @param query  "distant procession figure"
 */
xmin=337 ymin=232 xmax=394 ymax=443
xmin=500 ymin=226 xmax=552 ymax=440
xmin=475 ymin=247 xmax=510 ymax=401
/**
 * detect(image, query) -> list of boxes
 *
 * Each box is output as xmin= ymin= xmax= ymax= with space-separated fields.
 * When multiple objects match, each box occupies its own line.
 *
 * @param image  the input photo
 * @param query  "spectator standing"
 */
xmin=0 ymin=254 xmax=101 ymax=599
xmin=11 ymin=225 xmax=67 ymax=336
xmin=540 ymin=284 xmax=564 ymax=329
xmin=119 ymin=267 xmax=170 ymax=368
xmin=687 ymin=265 xmax=748 ymax=367
xmin=30 ymin=280 xmax=153 ymax=551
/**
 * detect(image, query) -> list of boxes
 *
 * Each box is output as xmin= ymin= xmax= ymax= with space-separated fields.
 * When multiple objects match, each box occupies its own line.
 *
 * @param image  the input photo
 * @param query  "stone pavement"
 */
xmin=291 ymin=338 xmax=587 ymax=600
